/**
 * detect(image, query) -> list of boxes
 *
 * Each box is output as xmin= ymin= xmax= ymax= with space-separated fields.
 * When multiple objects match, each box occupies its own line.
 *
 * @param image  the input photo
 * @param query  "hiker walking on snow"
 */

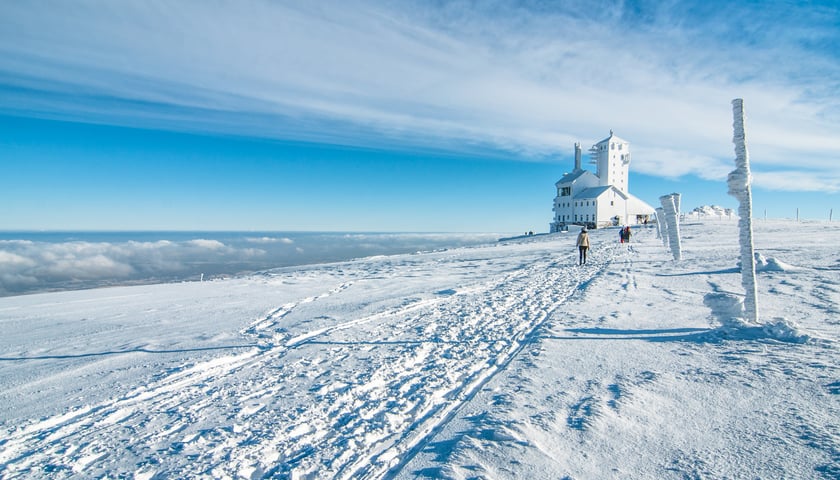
xmin=576 ymin=227 xmax=590 ymax=265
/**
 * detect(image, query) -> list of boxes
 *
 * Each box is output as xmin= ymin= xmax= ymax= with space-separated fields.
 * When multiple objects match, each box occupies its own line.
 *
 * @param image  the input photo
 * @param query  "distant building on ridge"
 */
xmin=550 ymin=131 xmax=655 ymax=232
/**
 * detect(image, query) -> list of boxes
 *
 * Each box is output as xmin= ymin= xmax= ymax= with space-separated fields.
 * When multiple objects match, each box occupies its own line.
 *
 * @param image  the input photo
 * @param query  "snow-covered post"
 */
xmin=655 ymin=207 xmax=668 ymax=244
xmin=655 ymin=207 xmax=665 ymax=240
xmin=659 ymin=194 xmax=681 ymax=260
xmin=728 ymin=98 xmax=759 ymax=324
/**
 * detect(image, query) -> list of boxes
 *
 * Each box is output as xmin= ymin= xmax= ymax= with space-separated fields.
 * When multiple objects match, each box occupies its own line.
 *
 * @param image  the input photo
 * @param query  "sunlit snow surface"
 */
xmin=0 ymin=220 xmax=838 ymax=479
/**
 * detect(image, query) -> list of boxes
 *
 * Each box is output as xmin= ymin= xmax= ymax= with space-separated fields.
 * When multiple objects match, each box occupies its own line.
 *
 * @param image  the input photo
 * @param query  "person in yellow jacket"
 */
xmin=576 ymin=226 xmax=590 ymax=265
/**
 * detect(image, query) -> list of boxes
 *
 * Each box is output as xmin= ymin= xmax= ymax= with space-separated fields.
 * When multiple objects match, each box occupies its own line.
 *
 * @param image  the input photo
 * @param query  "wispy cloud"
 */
xmin=1 ymin=0 xmax=838 ymax=189
xmin=753 ymin=170 xmax=840 ymax=193
xmin=186 ymin=239 xmax=226 ymax=250
xmin=246 ymin=237 xmax=294 ymax=245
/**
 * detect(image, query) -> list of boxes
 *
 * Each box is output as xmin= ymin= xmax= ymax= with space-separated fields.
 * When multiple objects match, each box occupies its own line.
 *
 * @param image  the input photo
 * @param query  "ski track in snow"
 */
xmin=0 ymin=240 xmax=620 ymax=479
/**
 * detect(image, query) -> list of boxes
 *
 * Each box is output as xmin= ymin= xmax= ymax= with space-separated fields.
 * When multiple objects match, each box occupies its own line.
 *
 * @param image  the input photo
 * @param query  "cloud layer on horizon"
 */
xmin=0 ymin=232 xmax=501 ymax=296
xmin=0 ymin=238 xmax=264 ymax=295
xmin=1 ymin=0 xmax=838 ymax=191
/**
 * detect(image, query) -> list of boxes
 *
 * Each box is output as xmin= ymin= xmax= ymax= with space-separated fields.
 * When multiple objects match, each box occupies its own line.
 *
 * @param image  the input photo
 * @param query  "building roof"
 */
xmin=626 ymin=193 xmax=656 ymax=214
xmin=594 ymin=130 xmax=628 ymax=147
xmin=555 ymin=169 xmax=595 ymax=186
xmin=574 ymin=185 xmax=628 ymax=200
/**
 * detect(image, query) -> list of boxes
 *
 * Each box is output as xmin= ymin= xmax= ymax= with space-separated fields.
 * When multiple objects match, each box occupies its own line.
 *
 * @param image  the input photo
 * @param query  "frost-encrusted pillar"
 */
xmin=655 ymin=207 xmax=666 ymax=241
xmin=657 ymin=207 xmax=669 ymax=246
xmin=659 ymin=194 xmax=681 ymax=260
xmin=728 ymin=98 xmax=759 ymax=323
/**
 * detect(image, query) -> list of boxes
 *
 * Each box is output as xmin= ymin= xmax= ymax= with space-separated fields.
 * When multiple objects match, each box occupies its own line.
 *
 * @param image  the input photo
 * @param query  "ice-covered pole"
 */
xmin=728 ymin=98 xmax=759 ymax=323
xmin=656 ymin=207 xmax=668 ymax=247
xmin=659 ymin=194 xmax=682 ymax=260
xmin=655 ymin=207 xmax=666 ymax=241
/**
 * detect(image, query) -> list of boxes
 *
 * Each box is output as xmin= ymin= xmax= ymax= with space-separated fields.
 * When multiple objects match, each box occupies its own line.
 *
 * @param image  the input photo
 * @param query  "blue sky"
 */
xmin=2 ymin=0 xmax=839 ymax=232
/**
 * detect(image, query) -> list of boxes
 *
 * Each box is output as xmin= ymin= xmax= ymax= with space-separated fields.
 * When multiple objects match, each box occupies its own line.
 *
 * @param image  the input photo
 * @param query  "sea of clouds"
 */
xmin=0 ymin=232 xmax=502 ymax=296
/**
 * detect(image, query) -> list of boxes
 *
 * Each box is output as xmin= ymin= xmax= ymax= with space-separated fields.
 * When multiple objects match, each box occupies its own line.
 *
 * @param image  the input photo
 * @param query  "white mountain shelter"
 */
xmin=550 ymin=131 xmax=655 ymax=232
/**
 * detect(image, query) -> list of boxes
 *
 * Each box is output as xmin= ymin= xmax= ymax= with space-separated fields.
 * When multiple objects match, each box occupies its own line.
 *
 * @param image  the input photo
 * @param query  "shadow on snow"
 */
xmin=0 ymin=344 xmax=254 ymax=361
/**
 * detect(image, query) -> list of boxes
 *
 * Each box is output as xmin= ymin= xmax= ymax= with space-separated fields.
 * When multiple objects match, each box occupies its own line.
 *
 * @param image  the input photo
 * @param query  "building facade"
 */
xmin=550 ymin=131 xmax=655 ymax=231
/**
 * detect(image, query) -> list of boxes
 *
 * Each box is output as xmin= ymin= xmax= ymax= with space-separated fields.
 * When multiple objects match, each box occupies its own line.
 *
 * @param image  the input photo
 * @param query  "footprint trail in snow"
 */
xmin=0 ymin=240 xmax=619 ymax=479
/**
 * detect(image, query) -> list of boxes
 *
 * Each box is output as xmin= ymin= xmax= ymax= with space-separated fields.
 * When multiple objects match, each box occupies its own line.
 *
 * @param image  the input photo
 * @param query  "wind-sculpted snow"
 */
xmin=0 ymin=235 xmax=617 ymax=479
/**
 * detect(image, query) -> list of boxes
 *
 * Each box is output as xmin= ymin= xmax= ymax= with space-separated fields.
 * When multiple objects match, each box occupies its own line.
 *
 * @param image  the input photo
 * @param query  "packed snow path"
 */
xmin=0 ymin=234 xmax=619 ymax=479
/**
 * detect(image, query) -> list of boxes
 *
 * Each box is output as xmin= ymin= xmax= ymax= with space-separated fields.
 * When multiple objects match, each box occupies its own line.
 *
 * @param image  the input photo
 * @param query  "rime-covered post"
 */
xmin=728 ymin=98 xmax=759 ymax=323
xmin=656 ymin=207 xmax=669 ymax=246
xmin=659 ymin=194 xmax=682 ymax=260
xmin=655 ymin=207 xmax=666 ymax=241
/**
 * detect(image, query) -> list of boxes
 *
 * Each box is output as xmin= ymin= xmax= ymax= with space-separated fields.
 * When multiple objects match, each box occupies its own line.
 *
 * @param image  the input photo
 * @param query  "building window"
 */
xmin=611 ymin=201 xmax=614 ymax=206
xmin=561 ymin=186 xmax=571 ymax=197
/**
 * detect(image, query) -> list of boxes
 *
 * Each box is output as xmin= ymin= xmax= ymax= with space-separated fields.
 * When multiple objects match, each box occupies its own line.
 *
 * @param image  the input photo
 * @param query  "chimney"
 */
xmin=574 ymin=142 xmax=582 ymax=171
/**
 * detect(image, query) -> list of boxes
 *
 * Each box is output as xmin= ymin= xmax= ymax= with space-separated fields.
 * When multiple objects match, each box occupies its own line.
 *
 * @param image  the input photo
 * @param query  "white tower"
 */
xmin=589 ymin=130 xmax=631 ymax=194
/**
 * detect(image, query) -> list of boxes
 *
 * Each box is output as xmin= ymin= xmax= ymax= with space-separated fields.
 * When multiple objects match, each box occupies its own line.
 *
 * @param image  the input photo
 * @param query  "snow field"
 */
xmin=0 ymin=232 xmax=616 ymax=478
xmin=1 ymin=220 xmax=838 ymax=479
xmin=397 ymin=220 xmax=839 ymax=479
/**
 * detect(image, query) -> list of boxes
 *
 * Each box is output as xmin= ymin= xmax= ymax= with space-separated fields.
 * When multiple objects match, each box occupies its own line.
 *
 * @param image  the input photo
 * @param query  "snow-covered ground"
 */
xmin=0 ymin=219 xmax=838 ymax=479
